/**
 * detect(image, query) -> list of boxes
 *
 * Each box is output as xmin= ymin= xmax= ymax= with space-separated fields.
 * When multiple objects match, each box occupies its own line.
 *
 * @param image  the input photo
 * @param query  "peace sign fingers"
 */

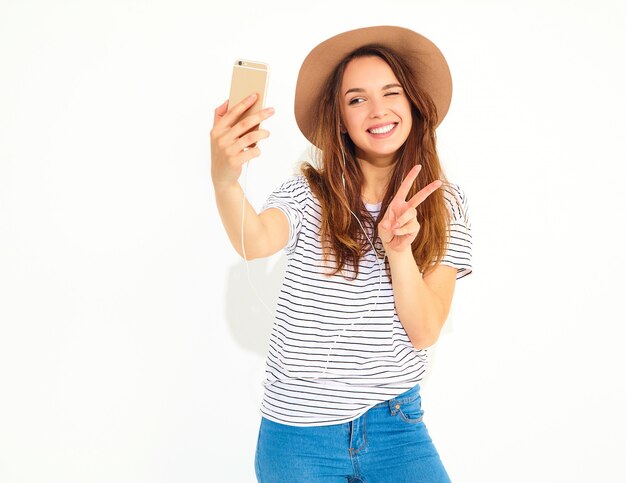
xmin=392 ymin=164 xmax=443 ymax=208
xmin=406 ymin=178 xmax=444 ymax=210
xmin=392 ymin=164 xmax=423 ymax=205
xmin=379 ymin=164 xmax=444 ymax=255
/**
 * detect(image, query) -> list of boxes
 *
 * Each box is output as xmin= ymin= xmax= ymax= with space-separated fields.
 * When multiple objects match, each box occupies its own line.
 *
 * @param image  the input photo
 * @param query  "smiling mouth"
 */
xmin=367 ymin=123 xmax=397 ymax=134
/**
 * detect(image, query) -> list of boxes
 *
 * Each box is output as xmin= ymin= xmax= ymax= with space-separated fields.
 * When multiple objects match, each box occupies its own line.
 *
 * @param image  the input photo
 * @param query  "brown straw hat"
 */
xmin=294 ymin=25 xmax=453 ymax=146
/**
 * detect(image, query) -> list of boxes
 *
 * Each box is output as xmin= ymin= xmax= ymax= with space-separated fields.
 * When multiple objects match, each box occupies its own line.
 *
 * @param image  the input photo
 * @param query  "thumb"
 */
xmin=213 ymin=99 xmax=229 ymax=124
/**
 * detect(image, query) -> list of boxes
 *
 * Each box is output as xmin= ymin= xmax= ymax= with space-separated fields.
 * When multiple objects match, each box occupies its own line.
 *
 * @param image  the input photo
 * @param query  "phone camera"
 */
xmin=238 ymin=61 xmax=243 ymax=66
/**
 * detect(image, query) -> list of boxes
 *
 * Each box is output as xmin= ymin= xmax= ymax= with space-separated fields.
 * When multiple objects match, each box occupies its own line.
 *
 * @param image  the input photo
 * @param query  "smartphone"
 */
xmin=227 ymin=59 xmax=270 ymax=141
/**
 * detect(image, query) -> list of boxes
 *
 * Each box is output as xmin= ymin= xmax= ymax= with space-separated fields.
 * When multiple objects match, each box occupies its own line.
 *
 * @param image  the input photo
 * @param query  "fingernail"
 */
xmin=264 ymin=107 xmax=274 ymax=114
xmin=247 ymin=93 xmax=257 ymax=101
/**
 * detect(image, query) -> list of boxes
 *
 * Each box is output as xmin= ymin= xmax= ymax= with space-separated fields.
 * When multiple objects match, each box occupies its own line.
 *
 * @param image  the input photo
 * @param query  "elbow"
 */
xmin=237 ymin=248 xmax=261 ymax=261
xmin=234 ymin=234 xmax=274 ymax=261
xmin=409 ymin=332 xmax=440 ymax=350
xmin=405 ymin=316 xmax=444 ymax=350
xmin=234 ymin=237 xmax=265 ymax=260
xmin=401 ymin=310 xmax=445 ymax=350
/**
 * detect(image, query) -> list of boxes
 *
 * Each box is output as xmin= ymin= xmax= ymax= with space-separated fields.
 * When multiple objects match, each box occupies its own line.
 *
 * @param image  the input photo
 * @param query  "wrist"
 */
xmin=385 ymin=246 xmax=417 ymax=266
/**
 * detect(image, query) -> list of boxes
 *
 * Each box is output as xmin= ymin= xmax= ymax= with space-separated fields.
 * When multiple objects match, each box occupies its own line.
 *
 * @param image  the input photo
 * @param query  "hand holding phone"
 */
xmin=210 ymin=60 xmax=271 ymax=191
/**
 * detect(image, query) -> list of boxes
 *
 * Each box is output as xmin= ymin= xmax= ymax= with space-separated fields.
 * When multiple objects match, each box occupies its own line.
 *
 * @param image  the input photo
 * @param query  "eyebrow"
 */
xmin=344 ymin=83 xmax=403 ymax=96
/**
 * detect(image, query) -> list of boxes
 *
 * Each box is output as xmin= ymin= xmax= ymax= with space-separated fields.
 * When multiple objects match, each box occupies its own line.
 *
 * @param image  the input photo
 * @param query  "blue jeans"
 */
xmin=254 ymin=384 xmax=451 ymax=482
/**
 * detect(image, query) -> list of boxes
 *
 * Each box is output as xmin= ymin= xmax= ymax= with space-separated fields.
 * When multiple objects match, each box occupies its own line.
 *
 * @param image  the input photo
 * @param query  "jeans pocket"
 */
xmin=397 ymin=396 xmax=424 ymax=424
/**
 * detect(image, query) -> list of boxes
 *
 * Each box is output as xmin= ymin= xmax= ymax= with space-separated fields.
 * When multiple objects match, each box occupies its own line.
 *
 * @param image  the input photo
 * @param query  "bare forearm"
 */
xmin=210 ymin=93 xmax=279 ymax=259
xmin=387 ymin=250 xmax=444 ymax=349
xmin=214 ymin=181 xmax=270 ymax=259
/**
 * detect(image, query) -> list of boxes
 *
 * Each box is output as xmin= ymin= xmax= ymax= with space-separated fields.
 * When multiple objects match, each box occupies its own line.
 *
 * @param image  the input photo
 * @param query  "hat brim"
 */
xmin=294 ymin=25 xmax=453 ymax=146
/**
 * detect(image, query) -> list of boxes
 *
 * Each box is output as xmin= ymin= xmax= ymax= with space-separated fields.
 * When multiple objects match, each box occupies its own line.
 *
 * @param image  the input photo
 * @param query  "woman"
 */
xmin=211 ymin=25 xmax=472 ymax=483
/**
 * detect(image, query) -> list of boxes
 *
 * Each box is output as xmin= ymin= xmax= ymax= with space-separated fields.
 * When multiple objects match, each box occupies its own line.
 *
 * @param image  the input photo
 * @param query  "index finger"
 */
xmin=215 ymin=93 xmax=258 ymax=129
xmin=407 ymin=180 xmax=443 ymax=209
xmin=393 ymin=164 xmax=422 ymax=202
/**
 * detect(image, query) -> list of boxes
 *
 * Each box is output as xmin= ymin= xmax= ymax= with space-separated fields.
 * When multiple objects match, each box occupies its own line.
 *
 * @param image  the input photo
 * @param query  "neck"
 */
xmin=358 ymin=157 xmax=394 ymax=204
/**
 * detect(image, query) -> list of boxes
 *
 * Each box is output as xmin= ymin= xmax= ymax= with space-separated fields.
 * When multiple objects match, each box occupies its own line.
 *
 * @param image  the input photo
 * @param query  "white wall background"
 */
xmin=1 ymin=0 xmax=625 ymax=481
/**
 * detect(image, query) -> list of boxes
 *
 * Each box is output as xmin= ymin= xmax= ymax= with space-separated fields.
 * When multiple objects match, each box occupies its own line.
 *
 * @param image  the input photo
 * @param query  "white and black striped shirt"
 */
xmin=259 ymin=175 xmax=472 ymax=426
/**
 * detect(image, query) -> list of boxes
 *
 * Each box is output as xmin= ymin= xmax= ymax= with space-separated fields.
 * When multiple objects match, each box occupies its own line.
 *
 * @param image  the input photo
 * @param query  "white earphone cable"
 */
xmin=241 ymin=151 xmax=386 ymax=385
xmin=241 ymin=161 xmax=276 ymax=319
xmin=317 ymin=149 xmax=386 ymax=375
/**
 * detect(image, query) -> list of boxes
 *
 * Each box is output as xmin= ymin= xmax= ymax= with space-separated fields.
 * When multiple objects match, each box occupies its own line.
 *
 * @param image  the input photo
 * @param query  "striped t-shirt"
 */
xmin=259 ymin=175 xmax=472 ymax=426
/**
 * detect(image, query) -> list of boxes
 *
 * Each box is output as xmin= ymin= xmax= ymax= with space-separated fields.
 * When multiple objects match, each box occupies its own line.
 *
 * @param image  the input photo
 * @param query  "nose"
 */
xmin=368 ymin=97 xmax=388 ymax=119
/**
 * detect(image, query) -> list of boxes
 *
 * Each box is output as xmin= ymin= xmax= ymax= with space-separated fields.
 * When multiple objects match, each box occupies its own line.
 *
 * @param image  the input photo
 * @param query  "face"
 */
xmin=339 ymin=55 xmax=413 ymax=166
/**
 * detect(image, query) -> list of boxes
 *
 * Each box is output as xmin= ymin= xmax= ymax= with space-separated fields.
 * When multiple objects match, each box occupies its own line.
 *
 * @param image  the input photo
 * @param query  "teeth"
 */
xmin=369 ymin=124 xmax=395 ymax=134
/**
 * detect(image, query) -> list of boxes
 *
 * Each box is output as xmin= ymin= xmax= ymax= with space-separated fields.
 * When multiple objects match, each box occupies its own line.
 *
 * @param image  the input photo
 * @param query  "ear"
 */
xmin=340 ymin=123 xmax=347 ymax=134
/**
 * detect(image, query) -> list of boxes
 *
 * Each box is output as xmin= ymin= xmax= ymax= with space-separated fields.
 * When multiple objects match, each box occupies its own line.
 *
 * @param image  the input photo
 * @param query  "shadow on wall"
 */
xmin=224 ymin=254 xmax=287 ymax=359
xmin=222 ymin=150 xmax=308 ymax=360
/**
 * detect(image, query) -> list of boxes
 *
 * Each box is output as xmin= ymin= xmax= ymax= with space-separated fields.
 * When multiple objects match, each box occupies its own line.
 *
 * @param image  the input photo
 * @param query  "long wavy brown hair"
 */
xmin=301 ymin=44 xmax=458 ymax=279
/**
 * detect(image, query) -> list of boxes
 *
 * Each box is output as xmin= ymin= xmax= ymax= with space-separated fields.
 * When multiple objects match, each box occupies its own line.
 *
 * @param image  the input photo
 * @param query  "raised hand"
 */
xmin=210 ymin=93 xmax=274 ymax=191
xmin=378 ymin=164 xmax=443 ymax=255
